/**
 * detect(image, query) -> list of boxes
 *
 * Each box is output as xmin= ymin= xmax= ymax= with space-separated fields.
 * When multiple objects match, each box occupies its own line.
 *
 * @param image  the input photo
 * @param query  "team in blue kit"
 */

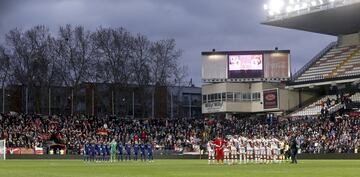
xmin=90 ymin=143 xmax=95 ymax=161
xmin=125 ymin=142 xmax=132 ymax=160
xmin=140 ymin=143 xmax=146 ymax=161
xmin=147 ymin=143 xmax=153 ymax=161
xmin=117 ymin=142 xmax=123 ymax=161
xmin=96 ymin=143 xmax=101 ymax=161
xmin=84 ymin=142 xmax=90 ymax=161
xmin=133 ymin=143 xmax=139 ymax=161
xmin=83 ymin=139 xmax=154 ymax=162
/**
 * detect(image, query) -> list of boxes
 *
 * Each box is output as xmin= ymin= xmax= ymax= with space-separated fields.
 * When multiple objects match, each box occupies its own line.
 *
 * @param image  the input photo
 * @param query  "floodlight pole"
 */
xmin=189 ymin=94 xmax=192 ymax=118
xmin=132 ymin=91 xmax=135 ymax=119
xmin=25 ymin=86 xmax=28 ymax=114
xmin=92 ymin=86 xmax=95 ymax=116
xmin=48 ymin=87 xmax=51 ymax=115
xmin=111 ymin=88 xmax=114 ymax=116
xmin=71 ymin=88 xmax=74 ymax=115
xmin=2 ymin=86 xmax=4 ymax=114
xmin=170 ymin=90 xmax=173 ymax=119
xmin=152 ymin=88 xmax=155 ymax=119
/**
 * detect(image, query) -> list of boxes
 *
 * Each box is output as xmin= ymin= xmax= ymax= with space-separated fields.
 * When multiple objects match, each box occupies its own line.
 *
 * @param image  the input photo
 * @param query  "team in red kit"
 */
xmin=207 ymin=135 xmax=286 ymax=165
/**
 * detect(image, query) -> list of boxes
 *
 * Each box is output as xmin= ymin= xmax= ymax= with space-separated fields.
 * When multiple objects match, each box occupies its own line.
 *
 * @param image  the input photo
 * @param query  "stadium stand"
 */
xmin=1 ymin=113 xmax=359 ymax=155
xmin=289 ymin=91 xmax=360 ymax=117
xmin=294 ymin=44 xmax=360 ymax=82
xmin=290 ymin=95 xmax=339 ymax=116
xmin=350 ymin=92 xmax=360 ymax=102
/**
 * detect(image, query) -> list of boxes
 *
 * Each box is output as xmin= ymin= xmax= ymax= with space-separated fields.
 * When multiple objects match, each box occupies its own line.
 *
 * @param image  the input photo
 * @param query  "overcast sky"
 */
xmin=0 ymin=0 xmax=336 ymax=86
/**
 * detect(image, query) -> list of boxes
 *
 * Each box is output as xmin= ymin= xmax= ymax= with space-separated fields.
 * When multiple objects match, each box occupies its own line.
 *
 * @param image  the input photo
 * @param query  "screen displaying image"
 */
xmin=228 ymin=54 xmax=263 ymax=78
xmin=229 ymin=55 xmax=263 ymax=71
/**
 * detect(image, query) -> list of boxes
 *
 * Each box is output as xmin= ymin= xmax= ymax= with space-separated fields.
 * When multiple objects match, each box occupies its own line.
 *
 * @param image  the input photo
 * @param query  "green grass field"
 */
xmin=0 ymin=160 xmax=359 ymax=177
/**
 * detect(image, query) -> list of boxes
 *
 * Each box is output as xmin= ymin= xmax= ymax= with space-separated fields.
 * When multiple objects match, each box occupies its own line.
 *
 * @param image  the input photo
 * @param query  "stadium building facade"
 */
xmin=0 ymin=84 xmax=201 ymax=118
xmin=201 ymin=50 xmax=316 ymax=117
xmin=266 ymin=0 xmax=360 ymax=117
xmin=203 ymin=0 xmax=360 ymax=117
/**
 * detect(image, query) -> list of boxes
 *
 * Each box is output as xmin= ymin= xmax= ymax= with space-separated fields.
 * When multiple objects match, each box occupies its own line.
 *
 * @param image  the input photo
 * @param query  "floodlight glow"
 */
xmin=289 ymin=0 xmax=295 ymax=4
xmin=302 ymin=2 xmax=308 ymax=8
xmin=269 ymin=11 xmax=275 ymax=16
xmin=269 ymin=0 xmax=285 ymax=13
xmin=311 ymin=1 xmax=317 ymax=6
xmin=319 ymin=0 xmax=324 ymax=4
xmin=264 ymin=4 xmax=269 ymax=10
xmin=294 ymin=4 xmax=300 ymax=10
xmin=286 ymin=6 xmax=293 ymax=12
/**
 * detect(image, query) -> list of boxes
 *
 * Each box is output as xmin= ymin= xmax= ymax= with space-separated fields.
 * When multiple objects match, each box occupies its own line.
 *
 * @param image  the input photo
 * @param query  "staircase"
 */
xmin=330 ymin=47 xmax=360 ymax=77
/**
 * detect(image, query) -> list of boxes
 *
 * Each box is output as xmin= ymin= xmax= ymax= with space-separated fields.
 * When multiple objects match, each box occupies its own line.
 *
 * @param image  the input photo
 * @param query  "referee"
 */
xmin=290 ymin=136 xmax=298 ymax=164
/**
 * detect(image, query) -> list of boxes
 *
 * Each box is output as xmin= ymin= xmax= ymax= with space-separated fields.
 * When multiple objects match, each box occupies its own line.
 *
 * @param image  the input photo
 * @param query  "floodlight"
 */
xmin=289 ymin=0 xmax=295 ymax=4
xmin=286 ymin=6 xmax=293 ymax=12
xmin=302 ymin=2 xmax=308 ymax=8
xmin=264 ymin=4 xmax=269 ymax=10
xmin=311 ymin=1 xmax=317 ymax=6
xmin=269 ymin=0 xmax=285 ymax=12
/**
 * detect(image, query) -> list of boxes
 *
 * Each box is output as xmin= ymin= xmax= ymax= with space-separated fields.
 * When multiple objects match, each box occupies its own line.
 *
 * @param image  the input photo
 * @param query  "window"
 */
xmin=205 ymin=92 xmax=261 ymax=103
xmin=221 ymin=93 xmax=226 ymax=101
xmin=202 ymin=95 xmax=207 ymax=103
xmin=216 ymin=93 xmax=221 ymax=102
xmin=234 ymin=92 xmax=242 ymax=102
xmin=252 ymin=92 xmax=261 ymax=101
xmin=210 ymin=94 xmax=215 ymax=102
xmin=226 ymin=92 xmax=234 ymax=102
xmin=242 ymin=93 xmax=251 ymax=101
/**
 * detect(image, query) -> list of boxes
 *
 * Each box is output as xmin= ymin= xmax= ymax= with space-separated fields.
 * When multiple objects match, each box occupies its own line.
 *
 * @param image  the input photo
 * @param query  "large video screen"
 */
xmin=228 ymin=54 xmax=263 ymax=78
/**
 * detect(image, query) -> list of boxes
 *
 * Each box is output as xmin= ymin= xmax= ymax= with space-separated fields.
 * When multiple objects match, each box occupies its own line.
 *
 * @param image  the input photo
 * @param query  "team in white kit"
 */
xmin=207 ymin=135 xmax=285 ymax=165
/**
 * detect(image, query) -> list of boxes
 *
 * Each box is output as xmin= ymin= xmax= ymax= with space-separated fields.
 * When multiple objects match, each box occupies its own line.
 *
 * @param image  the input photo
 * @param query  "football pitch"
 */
xmin=0 ymin=160 xmax=359 ymax=177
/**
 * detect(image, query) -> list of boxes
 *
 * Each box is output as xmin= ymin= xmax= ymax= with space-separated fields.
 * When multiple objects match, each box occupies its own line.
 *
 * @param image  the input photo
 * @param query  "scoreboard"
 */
xmin=202 ymin=50 xmax=290 ymax=82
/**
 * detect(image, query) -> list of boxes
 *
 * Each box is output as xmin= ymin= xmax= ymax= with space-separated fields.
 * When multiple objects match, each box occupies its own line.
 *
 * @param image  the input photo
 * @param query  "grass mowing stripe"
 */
xmin=0 ymin=160 xmax=359 ymax=177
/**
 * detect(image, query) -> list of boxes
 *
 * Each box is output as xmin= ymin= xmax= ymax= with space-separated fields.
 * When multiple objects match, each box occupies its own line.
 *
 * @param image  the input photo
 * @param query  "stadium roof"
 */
xmin=201 ymin=49 xmax=290 ymax=55
xmin=262 ymin=2 xmax=360 ymax=36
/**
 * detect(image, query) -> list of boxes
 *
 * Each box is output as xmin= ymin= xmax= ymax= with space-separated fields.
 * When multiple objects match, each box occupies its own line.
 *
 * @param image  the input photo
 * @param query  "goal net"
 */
xmin=0 ymin=140 xmax=6 ymax=160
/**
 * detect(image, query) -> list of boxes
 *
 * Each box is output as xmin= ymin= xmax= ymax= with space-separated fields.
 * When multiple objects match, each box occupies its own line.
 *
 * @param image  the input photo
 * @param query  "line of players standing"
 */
xmin=84 ymin=140 xmax=154 ymax=162
xmin=207 ymin=136 xmax=285 ymax=165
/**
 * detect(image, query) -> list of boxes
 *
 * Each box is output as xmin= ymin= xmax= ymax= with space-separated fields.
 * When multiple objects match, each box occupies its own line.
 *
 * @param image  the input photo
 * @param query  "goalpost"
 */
xmin=0 ymin=140 xmax=6 ymax=160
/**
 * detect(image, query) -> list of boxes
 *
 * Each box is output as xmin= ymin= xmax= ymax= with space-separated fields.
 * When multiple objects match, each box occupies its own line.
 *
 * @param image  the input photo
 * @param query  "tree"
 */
xmin=1 ymin=25 xmax=189 ymax=116
xmin=5 ymin=26 xmax=54 ymax=113
xmin=149 ymin=39 xmax=182 ymax=86
xmin=149 ymin=39 xmax=182 ymax=118
xmin=56 ymin=25 xmax=96 ymax=115
xmin=0 ymin=45 xmax=11 ymax=113
xmin=92 ymin=27 xmax=134 ymax=116
xmin=130 ymin=34 xmax=152 ymax=117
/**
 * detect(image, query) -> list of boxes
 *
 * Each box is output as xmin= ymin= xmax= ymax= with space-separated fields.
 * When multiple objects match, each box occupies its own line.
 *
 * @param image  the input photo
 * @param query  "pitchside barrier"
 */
xmin=6 ymin=152 xmax=360 ymax=160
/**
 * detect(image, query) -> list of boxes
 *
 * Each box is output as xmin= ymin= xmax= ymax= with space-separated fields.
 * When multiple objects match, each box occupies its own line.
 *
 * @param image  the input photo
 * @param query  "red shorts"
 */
xmin=216 ymin=148 xmax=224 ymax=160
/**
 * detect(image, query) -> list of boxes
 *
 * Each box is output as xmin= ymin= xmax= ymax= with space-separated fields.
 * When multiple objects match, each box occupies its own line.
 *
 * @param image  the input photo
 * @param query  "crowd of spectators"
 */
xmin=0 ymin=112 xmax=359 ymax=154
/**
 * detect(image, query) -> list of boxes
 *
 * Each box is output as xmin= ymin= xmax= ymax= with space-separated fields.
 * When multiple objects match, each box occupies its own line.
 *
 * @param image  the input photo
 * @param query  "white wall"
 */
xmin=202 ymin=54 xmax=228 ymax=79
xmin=202 ymin=82 xmax=301 ymax=113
